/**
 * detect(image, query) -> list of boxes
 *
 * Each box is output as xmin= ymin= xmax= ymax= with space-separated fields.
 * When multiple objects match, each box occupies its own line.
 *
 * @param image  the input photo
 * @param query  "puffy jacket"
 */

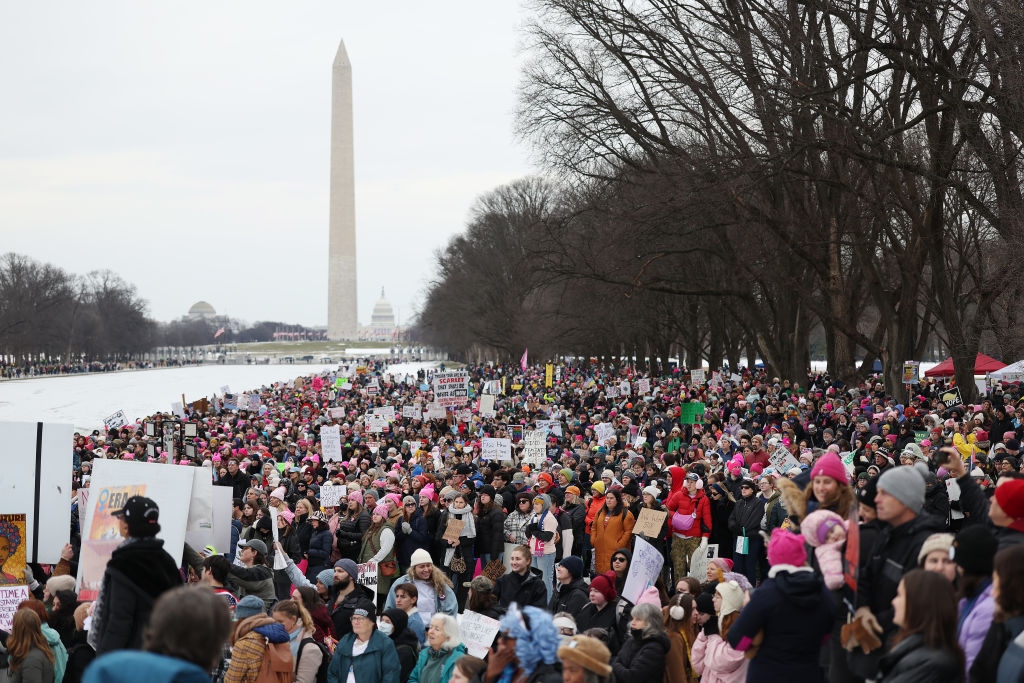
xmin=227 ymin=562 xmax=277 ymax=611
xmin=666 ymin=485 xmax=711 ymax=539
xmin=726 ymin=566 xmax=835 ymax=682
xmin=384 ymin=575 xmax=458 ymax=616
xmin=328 ymin=629 xmax=400 ymax=683
xmin=959 ymin=581 xmax=995 ymax=675
xmin=305 ymin=528 xmax=333 ymax=576
xmin=88 ymin=537 xmax=183 ymax=654
xmin=493 ymin=569 xmax=548 ymax=610
xmin=691 ymin=631 xmax=748 ymax=683
xmin=407 ymin=643 xmax=466 ymax=683
xmin=591 ymin=509 xmax=635 ymax=574
xmin=877 ymin=633 xmax=961 ymax=682
xmin=329 ymin=583 xmax=378 ymax=639
xmin=612 ymin=631 xmax=671 ymax=681
xmin=474 ymin=505 xmax=505 ymax=559
xmin=335 ymin=510 xmax=371 ymax=559
xmin=727 ymin=495 xmax=765 ymax=537
xmin=585 ymin=495 xmax=606 ymax=534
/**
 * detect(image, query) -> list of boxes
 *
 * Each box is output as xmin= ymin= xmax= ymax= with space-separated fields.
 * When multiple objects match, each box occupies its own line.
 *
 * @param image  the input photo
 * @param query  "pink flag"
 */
xmin=214 ymin=327 xmax=225 ymax=338
xmin=520 ymin=349 xmax=528 ymax=372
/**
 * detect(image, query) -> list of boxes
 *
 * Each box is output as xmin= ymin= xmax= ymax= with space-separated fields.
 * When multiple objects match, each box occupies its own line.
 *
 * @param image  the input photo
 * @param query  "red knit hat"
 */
xmin=589 ymin=571 xmax=617 ymax=602
xmin=811 ymin=452 xmax=849 ymax=484
xmin=995 ymin=479 xmax=1024 ymax=532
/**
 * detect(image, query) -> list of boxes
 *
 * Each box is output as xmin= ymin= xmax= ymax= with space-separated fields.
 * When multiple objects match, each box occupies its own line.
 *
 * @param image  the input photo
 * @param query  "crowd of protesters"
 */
xmin=3 ymin=358 xmax=1024 ymax=683
xmin=0 ymin=357 xmax=201 ymax=380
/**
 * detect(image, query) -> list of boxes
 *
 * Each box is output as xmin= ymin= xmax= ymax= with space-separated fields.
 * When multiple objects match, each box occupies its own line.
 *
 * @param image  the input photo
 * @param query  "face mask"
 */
xmin=377 ymin=621 xmax=393 ymax=636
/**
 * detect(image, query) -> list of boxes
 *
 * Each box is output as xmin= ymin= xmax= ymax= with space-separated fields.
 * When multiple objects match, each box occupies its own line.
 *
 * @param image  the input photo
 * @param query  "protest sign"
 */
xmin=679 ymin=403 xmax=706 ymax=425
xmin=373 ymin=406 xmax=396 ymax=422
xmin=595 ymin=422 xmax=615 ymax=444
xmin=443 ymin=518 xmax=465 ymax=542
xmin=619 ymin=380 xmax=631 ymax=395
xmin=730 ymin=373 xmax=742 ymax=382
xmin=637 ymin=378 xmax=651 ymax=394
xmin=535 ymin=419 xmax=562 ymax=437
xmin=210 ymin=486 xmax=233 ymax=557
xmin=425 ymin=403 xmax=446 ymax=420
xmin=689 ymin=543 xmax=719 ymax=581
xmin=632 ymin=508 xmax=667 ymax=538
xmin=545 ymin=364 xmax=553 ymax=388
xmin=605 ymin=385 xmax=618 ymax=399
xmin=522 ymin=432 xmax=546 ymax=466
xmin=769 ymin=447 xmax=800 ymax=473
xmin=902 ymin=362 xmax=920 ymax=384
xmin=365 ymin=415 xmax=388 ymax=433
xmin=220 ymin=385 xmax=231 ymax=395
xmin=270 ymin=507 xmax=286 ymax=570
xmin=432 ymin=371 xmax=471 ymax=407
xmin=103 ymin=410 xmax=129 ymax=432
xmin=690 ymin=369 xmax=706 ymax=384
xmin=459 ymin=610 xmax=502 ymax=658
xmin=319 ymin=484 xmax=346 ymax=508
xmin=0 ymin=514 xmax=27 ymax=585
xmin=357 ymin=561 xmax=378 ymax=591
xmin=402 ymin=405 xmax=420 ymax=419
xmin=185 ymin=467 xmax=215 ymax=552
xmin=0 ymin=585 xmax=30 ymax=631
xmin=321 ymin=425 xmax=342 ymax=461
xmin=0 ymin=421 xmax=73 ymax=564
xmin=479 ymin=395 xmax=496 ymax=418
xmin=457 ymin=409 xmax=472 ymax=423
xmin=77 ymin=459 xmax=194 ymax=600
xmin=622 ymin=537 xmax=663 ymax=604
xmin=481 ymin=437 xmax=512 ymax=462
xmin=940 ymin=387 xmax=963 ymax=411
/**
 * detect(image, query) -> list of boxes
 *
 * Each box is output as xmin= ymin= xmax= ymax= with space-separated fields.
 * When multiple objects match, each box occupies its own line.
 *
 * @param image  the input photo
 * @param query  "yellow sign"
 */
xmin=545 ymin=364 xmax=553 ymax=388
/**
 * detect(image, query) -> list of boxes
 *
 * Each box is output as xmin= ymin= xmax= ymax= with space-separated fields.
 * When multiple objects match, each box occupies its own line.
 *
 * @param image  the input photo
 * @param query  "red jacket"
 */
xmin=665 ymin=466 xmax=711 ymax=538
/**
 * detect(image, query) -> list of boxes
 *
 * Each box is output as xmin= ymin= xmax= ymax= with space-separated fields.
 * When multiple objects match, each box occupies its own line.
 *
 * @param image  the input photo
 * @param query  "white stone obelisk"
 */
xmin=327 ymin=39 xmax=358 ymax=340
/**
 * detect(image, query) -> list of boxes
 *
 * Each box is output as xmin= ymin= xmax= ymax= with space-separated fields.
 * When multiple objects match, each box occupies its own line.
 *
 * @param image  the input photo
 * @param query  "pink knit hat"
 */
xmin=270 ymin=486 xmax=287 ymax=501
xmin=634 ymin=586 xmax=662 ymax=607
xmin=278 ymin=509 xmax=295 ymax=524
xmin=811 ymin=451 xmax=848 ymax=484
xmin=349 ymin=490 xmax=363 ymax=505
xmin=372 ymin=503 xmax=389 ymax=519
xmin=767 ymin=528 xmax=807 ymax=566
xmin=800 ymin=509 xmax=846 ymax=547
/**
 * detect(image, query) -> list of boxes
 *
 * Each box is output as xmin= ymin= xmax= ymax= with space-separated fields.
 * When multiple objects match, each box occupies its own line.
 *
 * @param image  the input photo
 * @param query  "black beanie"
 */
xmin=954 ymin=525 xmax=998 ymax=576
xmin=695 ymin=592 xmax=715 ymax=615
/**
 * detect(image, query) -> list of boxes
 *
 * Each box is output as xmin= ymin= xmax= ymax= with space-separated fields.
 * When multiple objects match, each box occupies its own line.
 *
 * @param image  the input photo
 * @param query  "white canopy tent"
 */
xmin=991 ymin=359 xmax=1024 ymax=382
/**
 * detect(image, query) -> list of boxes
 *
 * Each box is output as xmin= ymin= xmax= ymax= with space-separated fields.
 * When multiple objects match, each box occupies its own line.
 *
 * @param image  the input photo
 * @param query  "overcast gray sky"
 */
xmin=0 ymin=2 xmax=535 ymax=328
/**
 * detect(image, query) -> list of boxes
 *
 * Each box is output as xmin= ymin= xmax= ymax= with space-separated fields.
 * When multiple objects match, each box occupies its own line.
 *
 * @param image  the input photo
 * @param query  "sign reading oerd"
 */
xmin=431 ymin=371 xmax=470 ymax=407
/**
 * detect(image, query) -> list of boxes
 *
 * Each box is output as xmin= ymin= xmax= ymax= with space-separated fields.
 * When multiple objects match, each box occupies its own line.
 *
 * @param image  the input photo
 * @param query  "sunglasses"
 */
xmin=612 ymin=556 xmax=627 ymax=563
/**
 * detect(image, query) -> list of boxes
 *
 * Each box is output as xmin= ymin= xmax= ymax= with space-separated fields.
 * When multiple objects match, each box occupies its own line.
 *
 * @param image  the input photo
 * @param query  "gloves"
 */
xmin=702 ymin=616 xmax=719 ymax=637
xmin=401 ymin=522 xmax=412 ymax=534
xmin=24 ymin=566 xmax=39 ymax=590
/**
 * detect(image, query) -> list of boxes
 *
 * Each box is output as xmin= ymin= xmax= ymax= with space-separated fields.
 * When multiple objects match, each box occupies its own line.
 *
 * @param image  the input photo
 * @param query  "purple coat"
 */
xmin=958 ymin=582 xmax=995 ymax=674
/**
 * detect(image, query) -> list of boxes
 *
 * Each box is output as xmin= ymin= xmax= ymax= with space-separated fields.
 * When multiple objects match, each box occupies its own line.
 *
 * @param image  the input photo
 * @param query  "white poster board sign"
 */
xmin=184 ymin=467 xmax=215 ymax=551
xmin=637 ymin=378 xmax=651 ymax=394
xmin=618 ymin=381 xmax=631 ymax=395
xmin=769 ymin=447 xmax=800 ymax=473
xmin=432 ymin=371 xmax=471 ymax=407
xmin=365 ymin=415 xmax=388 ymax=433
xmin=459 ymin=610 xmax=501 ymax=658
xmin=690 ymin=369 xmax=706 ymax=384
xmin=402 ymin=405 xmax=420 ymax=419
xmin=535 ymin=419 xmax=563 ymax=437
xmin=595 ymin=422 xmax=615 ymax=445
xmin=0 ymin=421 xmax=73 ymax=564
xmin=479 ymin=395 xmax=496 ymax=418
xmin=622 ymin=537 xmax=663 ymax=604
xmin=103 ymin=410 xmax=129 ymax=432
xmin=522 ymin=432 xmax=547 ymax=466
xmin=481 ymin=437 xmax=512 ymax=462
xmin=0 ymin=585 xmax=31 ymax=631
xmin=321 ymin=425 xmax=343 ymax=462
xmin=373 ymin=406 xmax=396 ymax=422
xmin=319 ymin=484 xmax=346 ymax=508
xmin=357 ymin=561 xmax=378 ymax=592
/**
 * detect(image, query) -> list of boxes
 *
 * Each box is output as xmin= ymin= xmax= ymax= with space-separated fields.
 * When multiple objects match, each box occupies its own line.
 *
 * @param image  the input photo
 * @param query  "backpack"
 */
xmin=254 ymin=640 xmax=293 ymax=683
xmin=295 ymin=638 xmax=331 ymax=683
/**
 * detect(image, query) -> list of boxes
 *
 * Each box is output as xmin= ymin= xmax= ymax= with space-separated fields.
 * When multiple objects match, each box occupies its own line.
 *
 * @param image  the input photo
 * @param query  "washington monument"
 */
xmin=327 ymin=39 xmax=357 ymax=340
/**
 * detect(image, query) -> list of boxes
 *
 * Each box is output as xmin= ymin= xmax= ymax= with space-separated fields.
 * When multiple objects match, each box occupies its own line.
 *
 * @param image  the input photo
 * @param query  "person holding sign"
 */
xmin=726 ymin=481 xmax=765 ymax=588
xmin=358 ymin=504 xmax=397 ymax=611
xmin=526 ymin=494 xmax=559 ymax=602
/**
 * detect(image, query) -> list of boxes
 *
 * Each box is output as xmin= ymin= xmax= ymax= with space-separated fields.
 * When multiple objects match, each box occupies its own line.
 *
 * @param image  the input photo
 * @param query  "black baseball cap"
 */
xmin=111 ymin=495 xmax=161 ymax=536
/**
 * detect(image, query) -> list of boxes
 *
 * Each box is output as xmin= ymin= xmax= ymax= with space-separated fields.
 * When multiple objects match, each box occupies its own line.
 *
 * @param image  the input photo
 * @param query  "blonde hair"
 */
xmin=295 ymin=498 xmax=314 ymax=516
xmin=272 ymin=599 xmax=314 ymax=634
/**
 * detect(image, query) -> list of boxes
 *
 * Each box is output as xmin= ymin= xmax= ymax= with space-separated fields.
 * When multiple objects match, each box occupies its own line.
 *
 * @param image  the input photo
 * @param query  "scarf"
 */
xmin=443 ymin=505 xmax=476 ymax=567
xmin=288 ymin=626 xmax=303 ymax=659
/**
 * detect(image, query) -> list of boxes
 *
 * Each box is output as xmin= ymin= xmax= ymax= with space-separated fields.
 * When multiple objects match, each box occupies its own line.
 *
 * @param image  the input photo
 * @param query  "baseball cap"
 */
xmin=239 ymin=539 xmax=268 ymax=555
xmin=463 ymin=575 xmax=494 ymax=592
xmin=110 ymin=496 xmax=160 ymax=536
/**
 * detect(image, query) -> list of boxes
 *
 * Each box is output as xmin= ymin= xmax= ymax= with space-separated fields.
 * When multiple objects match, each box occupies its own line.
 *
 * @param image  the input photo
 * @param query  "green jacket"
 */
xmin=408 ymin=643 xmax=467 ymax=683
xmin=328 ymin=629 xmax=400 ymax=683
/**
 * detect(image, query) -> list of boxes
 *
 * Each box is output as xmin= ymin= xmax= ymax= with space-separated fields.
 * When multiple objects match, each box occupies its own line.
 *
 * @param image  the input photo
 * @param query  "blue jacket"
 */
xmin=394 ymin=510 xmax=430 ymax=568
xmin=998 ymin=616 xmax=1024 ymax=683
xmin=307 ymin=527 xmax=333 ymax=571
xmin=408 ymin=643 xmax=467 ymax=683
xmin=229 ymin=519 xmax=242 ymax=562
xmin=83 ymin=651 xmax=211 ymax=683
xmin=384 ymin=575 xmax=458 ymax=616
xmin=328 ymin=629 xmax=400 ymax=683
xmin=726 ymin=566 xmax=835 ymax=683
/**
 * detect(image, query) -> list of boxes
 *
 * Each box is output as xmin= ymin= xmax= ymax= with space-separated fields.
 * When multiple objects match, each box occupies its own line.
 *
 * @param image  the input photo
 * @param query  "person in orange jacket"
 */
xmin=583 ymin=480 xmax=606 ymax=571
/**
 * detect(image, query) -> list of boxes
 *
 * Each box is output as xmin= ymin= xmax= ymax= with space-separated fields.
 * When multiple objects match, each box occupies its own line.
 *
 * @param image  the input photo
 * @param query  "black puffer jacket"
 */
xmin=493 ymin=568 xmax=548 ymax=609
xmin=475 ymin=505 xmax=505 ymax=559
xmin=548 ymin=577 xmax=588 ymax=615
xmin=877 ymin=633 xmax=961 ymax=682
xmin=728 ymin=493 xmax=765 ymax=536
xmin=612 ymin=630 xmax=671 ymax=681
xmin=90 ymin=537 xmax=182 ymax=654
xmin=335 ymin=509 xmax=371 ymax=560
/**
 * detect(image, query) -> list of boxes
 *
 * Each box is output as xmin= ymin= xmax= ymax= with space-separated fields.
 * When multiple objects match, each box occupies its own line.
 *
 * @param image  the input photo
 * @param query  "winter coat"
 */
xmin=665 ymin=467 xmax=712 ymax=539
xmin=394 ymin=509 xmax=430 ymax=568
xmin=328 ymin=629 xmax=400 ymax=683
xmin=612 ymin=631 xmax=671 ymax=681
xmin=548 ymin=577 xmax=588 ymax=615
xmin=474 ymin=505 xmax=505 ymax=559
xmin=335 ymin=510 xmax=371 ymax=560
xmin=709 ymin=496 xmax=735 ymax=559
xmin=727 ymin=494 xmax=765 ymax=538
xmin=726 ymin=566 xmax=835 ymax=682
xmin=62 ymin=631 xmax=94 ymax=683
xmin=89 ymin=537 xmax=183 ymax=654
xmin=877 ymin=633 xmax=961 ymax=683
xmin=997 ymin=616 xmax=1024 ymax=683
xmin=691 ymin=631 xmax=748 ymax=683
xmin=305 ymin=527 xmax=333 ymax=578
xmin=971 ymin=614 xmax=1024 ymax=683
xmin=407 ymin=643 xmax=466 ymax=683
xmin=575 ymin=602 xmax=627 ymax=653
xmin=82 ymin=651 xmax=211 ymax=683
xmin=591 ymin=508 xmax=635 ymax=574
xmin=493 ymin=569 xmax=548 ymax=610
xmin=857 ymin=513 xmax=944 ymax=639
xmin=384 ymin=575 xmax=458 ymax=617
xmin=585 ymin=495 xmax=606 ymax=534
xmin=329 ymin=583 xmax=378 ymax=639
xmin=959 ymin=581 xmax=995 ymax=674
xmin=10 ymin=647 xmax=54 ymax=683
xmin=563 ymin=502 xmax=587 ymax=556
xmin=228 ymin=562 xmax=277 ymax=611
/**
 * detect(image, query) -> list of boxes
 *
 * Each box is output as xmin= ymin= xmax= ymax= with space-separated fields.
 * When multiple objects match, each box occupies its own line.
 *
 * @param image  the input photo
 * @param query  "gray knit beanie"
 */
xmin=878 ymin=464 xmax=926 ymax=514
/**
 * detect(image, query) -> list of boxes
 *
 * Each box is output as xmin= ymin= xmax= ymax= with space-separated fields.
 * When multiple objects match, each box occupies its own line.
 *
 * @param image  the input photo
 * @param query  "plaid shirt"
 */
xmin=504 ymin=509 xmax=531 ymax=545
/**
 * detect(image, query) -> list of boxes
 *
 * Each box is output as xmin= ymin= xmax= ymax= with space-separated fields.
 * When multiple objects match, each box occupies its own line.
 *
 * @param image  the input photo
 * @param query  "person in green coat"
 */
xmin=328 ymin=598 xmax=400 ymax=683
xmin=408 ymin=614 xmax=467 ymax=683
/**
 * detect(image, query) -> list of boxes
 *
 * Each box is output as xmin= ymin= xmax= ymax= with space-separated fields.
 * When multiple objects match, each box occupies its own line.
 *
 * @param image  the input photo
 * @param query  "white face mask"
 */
xmin=377 ymin=620 xmax=393 ymax=636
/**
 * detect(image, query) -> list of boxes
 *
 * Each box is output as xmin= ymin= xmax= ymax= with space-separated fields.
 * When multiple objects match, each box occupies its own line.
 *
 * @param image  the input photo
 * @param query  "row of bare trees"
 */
xmin=416 ymin=0 xmax=1024 ymax=400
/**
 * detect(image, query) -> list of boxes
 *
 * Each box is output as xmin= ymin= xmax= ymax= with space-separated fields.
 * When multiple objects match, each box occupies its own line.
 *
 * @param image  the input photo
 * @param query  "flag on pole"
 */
xmin=214 ymin=327 xmax=225 ymax=338
xmin=520 ymin=349 xmax=528 ymax=372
